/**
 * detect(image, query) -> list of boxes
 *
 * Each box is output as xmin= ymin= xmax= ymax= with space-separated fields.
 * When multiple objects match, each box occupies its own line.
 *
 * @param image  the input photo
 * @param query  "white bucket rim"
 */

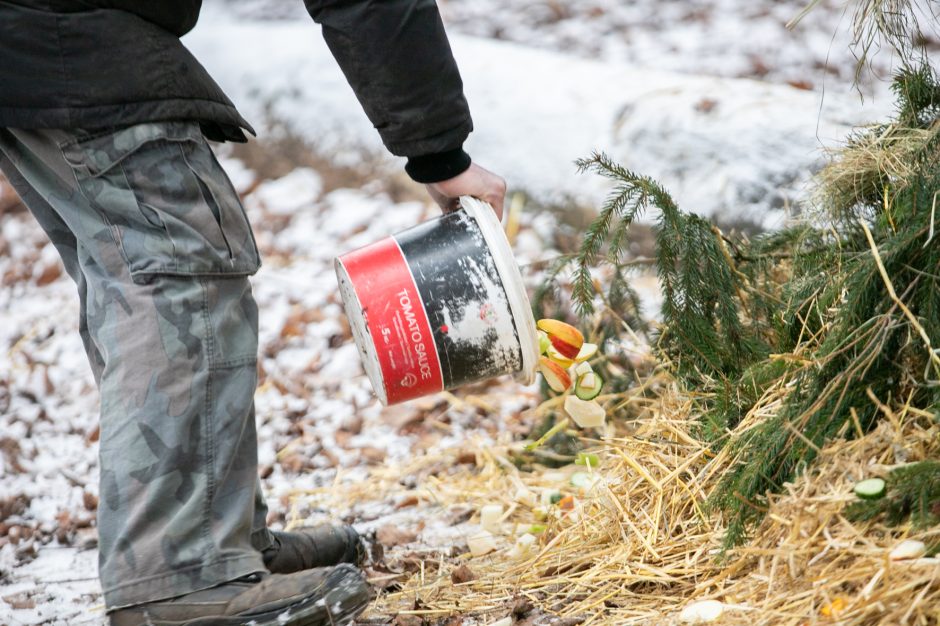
xmin=460 ymin=196 xmax=539 ymax=385
xmin=334 ymin=258 xmax=389 ymax=405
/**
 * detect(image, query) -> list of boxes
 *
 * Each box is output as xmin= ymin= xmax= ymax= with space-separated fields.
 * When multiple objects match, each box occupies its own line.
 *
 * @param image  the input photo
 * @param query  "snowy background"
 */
xmin=2 ymin=0 xmax=933 ymax=623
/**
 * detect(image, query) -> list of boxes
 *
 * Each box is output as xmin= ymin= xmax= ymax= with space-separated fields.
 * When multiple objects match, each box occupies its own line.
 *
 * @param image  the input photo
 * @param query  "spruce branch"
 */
xmin=556 ymin=68 xmax=940 ymax=551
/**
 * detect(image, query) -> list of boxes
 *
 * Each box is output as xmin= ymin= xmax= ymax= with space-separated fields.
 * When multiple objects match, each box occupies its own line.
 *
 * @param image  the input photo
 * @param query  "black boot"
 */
xmin=262 ymin=525 xmax=364 ymax=574
xmin=108 ymin=564 xmax=371 ymax=626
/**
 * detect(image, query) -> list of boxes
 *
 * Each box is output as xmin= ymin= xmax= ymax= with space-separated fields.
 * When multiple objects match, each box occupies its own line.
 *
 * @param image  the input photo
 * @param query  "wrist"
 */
xmin=405 ymin=147 xmax=472 ymax=184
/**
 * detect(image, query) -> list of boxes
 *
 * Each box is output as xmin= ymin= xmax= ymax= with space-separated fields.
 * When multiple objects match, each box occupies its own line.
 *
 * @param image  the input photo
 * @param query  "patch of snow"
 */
xmin=245 ymin=167 xmax=323 ymax=216
xmin=187 ymin=4 xmax=891 ymax=224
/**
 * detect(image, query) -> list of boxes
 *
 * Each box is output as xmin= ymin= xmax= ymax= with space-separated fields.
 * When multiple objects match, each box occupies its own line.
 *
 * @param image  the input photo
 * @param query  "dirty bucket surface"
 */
xmin=336 ymin=198 xmax=538 ymax=405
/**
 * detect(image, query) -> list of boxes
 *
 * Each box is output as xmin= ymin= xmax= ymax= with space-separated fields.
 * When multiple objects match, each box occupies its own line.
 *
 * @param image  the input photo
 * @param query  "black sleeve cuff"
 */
xmin=404 ymin=147 xmax=472 ymax=183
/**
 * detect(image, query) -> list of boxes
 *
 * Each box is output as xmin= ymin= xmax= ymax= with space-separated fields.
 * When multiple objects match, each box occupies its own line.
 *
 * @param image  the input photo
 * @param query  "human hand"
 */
xmin=426 ymin=162 xmax=506 ymax=221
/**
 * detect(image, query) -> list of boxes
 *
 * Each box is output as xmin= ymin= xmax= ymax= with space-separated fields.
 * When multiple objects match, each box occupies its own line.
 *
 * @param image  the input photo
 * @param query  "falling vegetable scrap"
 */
xmin=468 ymin=450 xmax=604 ymax=561
xmin=564 ymin=396 xmax=606 ymax=428
xmin=479 ymin=503 xmax=504 ymax=533
xmin=556 ymin=495 xmax=576 ymax=511
xmin=569 ymin=471 xmax=596 ymax=490
xmin=506 ymin=532 xmax=537 ymax=559
xmin=460 ymin=319 xmax=608 ymax=559
xmin=467 ymin=531 xmax=499 ymax=557
xmin=536 ymin=318 xmax=584 ymax=359
xmin=537 ymin=356 xmax=571 ymax=392
xmin=536 ymin=319 xmax=606 ymax=429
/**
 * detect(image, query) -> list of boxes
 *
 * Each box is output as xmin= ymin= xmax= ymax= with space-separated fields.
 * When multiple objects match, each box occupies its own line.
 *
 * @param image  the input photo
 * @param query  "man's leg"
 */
xmin=0 ymin=124 xmax=267 ymax=609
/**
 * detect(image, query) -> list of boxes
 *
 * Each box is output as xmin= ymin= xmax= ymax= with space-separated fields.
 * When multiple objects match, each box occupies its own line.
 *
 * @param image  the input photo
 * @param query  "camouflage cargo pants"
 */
xmin=0 ymin=122 xmax=276 ymax=609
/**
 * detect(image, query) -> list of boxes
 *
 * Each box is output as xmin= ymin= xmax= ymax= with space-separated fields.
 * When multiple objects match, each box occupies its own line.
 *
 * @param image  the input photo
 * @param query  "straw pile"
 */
xmin=297 ymin=374 xmax=939 ymax=625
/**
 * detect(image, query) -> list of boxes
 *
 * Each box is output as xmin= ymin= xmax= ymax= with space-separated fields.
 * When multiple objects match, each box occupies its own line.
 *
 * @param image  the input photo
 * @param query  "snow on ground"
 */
xmin=196 ymin=0 xmax=901 ymax=226
xmin=223 ymin=0 xmax=928 ymax=94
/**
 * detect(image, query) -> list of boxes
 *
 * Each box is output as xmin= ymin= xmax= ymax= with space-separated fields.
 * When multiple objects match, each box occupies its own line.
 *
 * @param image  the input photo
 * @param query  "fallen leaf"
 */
xmin=359 ymin=446 xmax=386 ymax=464
xmin=395 ymin=495 xmax=420 ymax=509
xmin=82 ymin=491 xmax=98 ymax=512
xmin=376 ymin=524 xmax=418 ymax=547
xmin=2 ymin=592 xmax=35 ymax=610
xmin=455 ymin=450 xmax=477 ymax=465
xmin=511 ymin=595 xmax=533 ymax=615
xmin=787 ymin=79 xmax=814 ymax=91
xmin=445 ymin=506 xmax=474 ymax=526
xmin=451 ymin=563 xmax=476 ymax=584
xmin=339 ymin=415 xmax=363 ymax=435
xmin=279 ymin=453 xmax=310 ymax=473
xmin=695 ymin=98 xmax=718 ymax=113
xmin=35 ymin=263 xmax=61 ymax=286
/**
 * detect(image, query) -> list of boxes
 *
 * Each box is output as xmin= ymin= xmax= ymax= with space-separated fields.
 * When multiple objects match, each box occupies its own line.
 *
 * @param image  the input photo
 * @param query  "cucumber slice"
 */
xmin=575 ymin=372 xmax=604 ymax=400
xmin=854 ymin=477 xmax=886 ymax=500
xmin=570 ymin=471 xmax=600 ymax=490
xmin=570 ymin=472 xmax=591 ymax=488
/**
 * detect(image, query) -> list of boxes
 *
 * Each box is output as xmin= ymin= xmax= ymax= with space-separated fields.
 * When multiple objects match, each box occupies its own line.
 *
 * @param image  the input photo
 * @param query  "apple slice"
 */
xmin=539 ymin=356 xmax=572 ymax=392
xmin=573 ymin=342 xmax=598 ymax=363
xmin=564 ymin=395 xmax=606 ymax=429
xmin=537 ymin=319 xmax=584 ymax=359
xmin=549 ymin=335 xmax=581 ymax=360
xmin=545 ymin=344 xmax=574 ymax=368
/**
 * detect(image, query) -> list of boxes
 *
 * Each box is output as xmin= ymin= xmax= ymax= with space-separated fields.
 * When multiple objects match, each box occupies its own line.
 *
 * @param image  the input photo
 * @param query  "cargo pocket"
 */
xmin=61 ymin=122 xmax=260 ymax=283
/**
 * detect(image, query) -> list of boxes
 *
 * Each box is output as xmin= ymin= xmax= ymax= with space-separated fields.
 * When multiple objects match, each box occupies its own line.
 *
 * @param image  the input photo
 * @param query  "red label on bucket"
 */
xmin=340 ymin=237 xmax=444 ymax=404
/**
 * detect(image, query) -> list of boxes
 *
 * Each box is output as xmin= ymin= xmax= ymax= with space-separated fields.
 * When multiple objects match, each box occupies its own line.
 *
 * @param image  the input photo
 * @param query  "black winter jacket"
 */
xmin=0 ymin=0 xmax=473 ymax=182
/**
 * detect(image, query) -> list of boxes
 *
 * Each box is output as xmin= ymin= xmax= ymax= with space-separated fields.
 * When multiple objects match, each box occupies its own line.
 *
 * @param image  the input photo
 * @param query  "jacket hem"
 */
xmin=0 ymin=99 xmax=256 ymax=142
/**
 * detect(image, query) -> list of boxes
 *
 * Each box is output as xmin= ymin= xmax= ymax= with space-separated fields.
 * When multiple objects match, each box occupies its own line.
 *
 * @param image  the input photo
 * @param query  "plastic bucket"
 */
xmin=335 ymin=197 xmax=539 ymax=405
